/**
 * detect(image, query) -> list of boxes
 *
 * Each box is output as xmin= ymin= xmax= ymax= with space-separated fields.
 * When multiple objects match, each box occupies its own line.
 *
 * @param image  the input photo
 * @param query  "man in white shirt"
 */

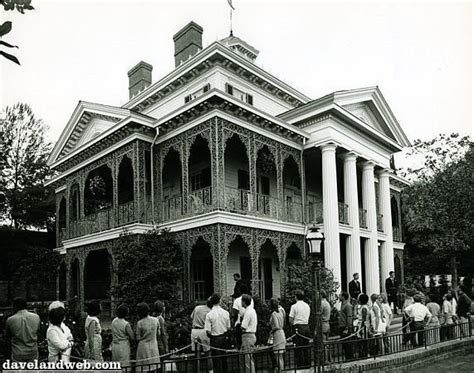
xmin=205 ymin=294 xmax=231 ymax=373
xmin=289 ymin=290 xmax=311 ymax=368
xmin=232 ymin=284 xmax=254 ymax=348
xmin=404 ymin=294 xmax=432 ymax=347
xmin=241 ymin=294 xmax=257 ymax=373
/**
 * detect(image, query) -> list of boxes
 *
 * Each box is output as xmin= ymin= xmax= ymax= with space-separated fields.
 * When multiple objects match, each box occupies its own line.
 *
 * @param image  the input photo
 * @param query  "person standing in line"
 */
xmin=84 ymin=301 xmax=103 ymax=362
xmin=232 ymin=273 xmax=243 ymax=299
xmin=449 ymin=289 xmax=458 ymax=315
xmin=457 ymin=286 xmax=472 ymax=336
xmin=135 ymin=302 xmax=160 ymax=371
xmin=5 ymin=298 xmax=40 ymax=362
xmin=348 ymin=273 xmax=362 ymax=302
xmin=241 ymin=294 xmax=257 ymax=373
xmin=289 ymin=289 xmax=311 ymax=368
xmin=441 ymin=293 xmax=455 ymax=341
xmin=338 ymin=292 xmax=353 ymax=360
xmin=205 ymin=293 xmax=231 ymax=373
xmin=402 ymin=289 xmax=415 ymax=345
xmin=321 ymin=290 xmax=332 ymax=362
xmin=46 ymin=306 xmax=74 ymax=362
xmin=369 ymin=294 xmax=381 ymax=355
xmin=404 ymin=294 xmax=432 ymax=347
xmin=111 ymin=304 xmax=134 ymax=368
xmin=425 ymin=295 xmax=441 ymax=344
xmin=356 ymin=294 xmax=370 ymax=358
xmin=190 ymin=299 xmax=213 ymax=372
xmin=385 ymin=271 xmax=399 ymax=314
xmin=232 ymin=284 xmax=254 ymax=348
xmin=154 ymin=300 xmax=169 ymax=355
xmin=376 ymin=294 xmax=390 ymax=354
xmin=269 ymin=298 xmax=286 ymax=372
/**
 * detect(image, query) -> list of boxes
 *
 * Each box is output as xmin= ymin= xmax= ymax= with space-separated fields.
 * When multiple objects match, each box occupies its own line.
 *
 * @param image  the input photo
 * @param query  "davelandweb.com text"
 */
xmin=2 ymin=359 xmax=121 ymax=371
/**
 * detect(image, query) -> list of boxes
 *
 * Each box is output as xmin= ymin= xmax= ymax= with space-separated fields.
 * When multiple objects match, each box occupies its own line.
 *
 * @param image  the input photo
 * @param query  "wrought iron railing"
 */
xmin=393 ymin=226 xmax=402 ymax=241
xmin=283 ymin=200 xmax=303 ymax=223
xmin=338 ymin=202 xmax=349 ymax=224
xmin=119 ymin=321 xmax=472 ymax=373
xmin=187 ymin=186 xmax=213 ymax=215
xmin=359 ymin=208 xmax=367 ymax=228
xmin=162 ymin=195 xmax=184 ymax=221
xmin=306 ymin=201 xmax=323 ymax=224
xmin=224 ymin=187 xmax=250 ymax=214
xmin=377 ymin=213 xmax=384 ymax=232
xmin=117 ymin=200 xmax=137 ymax=226
xmin=254 ymin=192 xmax=279 ymax=218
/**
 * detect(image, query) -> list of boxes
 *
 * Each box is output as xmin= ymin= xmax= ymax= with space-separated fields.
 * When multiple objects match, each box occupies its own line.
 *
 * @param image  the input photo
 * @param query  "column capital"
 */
xmin=377 ymin=168 xmax=393 ymax=178
xmin=362 ymin=160 xmax=376 ymax=170
xmin=343 ymin=151 xmax=359 ymax=162
xmin=320 ymin=142 xmax=338 ymax=153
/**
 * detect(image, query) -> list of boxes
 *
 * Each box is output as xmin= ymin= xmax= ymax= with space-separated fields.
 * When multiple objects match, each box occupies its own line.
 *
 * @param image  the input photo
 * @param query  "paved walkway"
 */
xmin=403 ymin=353 xmax=474 ymax=372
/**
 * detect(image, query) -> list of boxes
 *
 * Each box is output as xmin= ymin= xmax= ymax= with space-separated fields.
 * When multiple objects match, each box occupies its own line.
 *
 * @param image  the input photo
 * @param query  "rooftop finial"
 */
xmin=228 ymin=0 xmax=235 ymax=37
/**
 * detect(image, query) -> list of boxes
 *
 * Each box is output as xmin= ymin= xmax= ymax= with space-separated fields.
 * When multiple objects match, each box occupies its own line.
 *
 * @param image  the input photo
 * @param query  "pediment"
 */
xmin=342 ymin=101 xmax=395 ymax=140
xmin=58 ymin=112 xmax=122 ymax=158
xmin=48 ymin=101 xmax=131 ymax=166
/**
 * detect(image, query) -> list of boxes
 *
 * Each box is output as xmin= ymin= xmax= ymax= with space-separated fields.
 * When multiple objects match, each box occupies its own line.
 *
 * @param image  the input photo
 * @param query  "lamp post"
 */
xmin=306 ymin=224 xmax=325 ymax=373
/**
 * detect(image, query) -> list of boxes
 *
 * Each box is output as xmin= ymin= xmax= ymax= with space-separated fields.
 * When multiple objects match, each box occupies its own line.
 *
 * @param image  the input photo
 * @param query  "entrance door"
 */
xmin=240 ymin=257 xmax=252 ymax=291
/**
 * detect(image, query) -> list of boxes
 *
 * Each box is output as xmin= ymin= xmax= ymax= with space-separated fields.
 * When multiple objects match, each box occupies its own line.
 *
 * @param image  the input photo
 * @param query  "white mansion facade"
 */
xmin=47 ymin=22 xmax=410 ymax=310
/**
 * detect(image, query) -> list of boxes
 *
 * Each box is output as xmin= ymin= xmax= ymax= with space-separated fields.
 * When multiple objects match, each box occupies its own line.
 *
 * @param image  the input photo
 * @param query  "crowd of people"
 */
xmin=3 ymin=271 xmax=472 ymax=372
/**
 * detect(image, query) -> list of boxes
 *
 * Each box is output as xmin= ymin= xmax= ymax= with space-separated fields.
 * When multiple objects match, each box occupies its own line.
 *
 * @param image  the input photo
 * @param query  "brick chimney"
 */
xmin=173 ymin=21 xmax=203 ymax=67
xmin=127 ymin=61 xmax=153 ymax=99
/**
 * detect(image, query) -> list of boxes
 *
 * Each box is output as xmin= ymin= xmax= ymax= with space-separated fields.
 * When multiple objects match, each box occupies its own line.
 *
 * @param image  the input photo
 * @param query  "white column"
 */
xmin=378 ymin=169 xmax=394 ymax=291
xmin=321 ymin=143 xmax=341 ymax=288
xmin=362 ymin=161 xmax=380 ymax=295
xmin=343 ymin=152 xmax=362 ymax=290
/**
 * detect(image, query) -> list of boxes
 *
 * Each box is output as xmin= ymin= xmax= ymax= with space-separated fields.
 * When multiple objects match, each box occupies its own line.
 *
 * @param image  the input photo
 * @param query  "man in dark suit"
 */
xmin=385 ymin=271 xmax=399 ymax=314
xmin=348 ymin=273 xmax=362 ymax=301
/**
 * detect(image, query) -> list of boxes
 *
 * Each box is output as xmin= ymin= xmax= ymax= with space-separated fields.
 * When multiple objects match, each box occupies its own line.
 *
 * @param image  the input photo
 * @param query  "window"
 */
xmin=246 ymin=94 xmax=253 ymax=106
xmin=190 ymin=167 xmax=211 ymax=192
xmin=258 ymin=176 xmax=270 ymax=195
xmin=225 ymin=83 xmax=234 ymax=95
xmin=238 ymin=169 xmax=249 ymax=190
xmin=184 ymin=84 xmax=211 ymax=104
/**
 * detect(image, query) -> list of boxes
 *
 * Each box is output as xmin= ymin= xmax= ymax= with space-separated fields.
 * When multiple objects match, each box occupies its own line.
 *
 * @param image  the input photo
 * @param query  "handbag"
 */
xmin=267 ymin=332 xmax=274 ymax=345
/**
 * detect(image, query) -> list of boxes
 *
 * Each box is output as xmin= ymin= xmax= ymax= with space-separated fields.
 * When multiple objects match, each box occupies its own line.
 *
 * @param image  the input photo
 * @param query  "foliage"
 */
xmin=0 ymin=1 xmax=35 ymax=65
xmin=0 ymin=103 xmax=54 ymax=229
xmin=112 ymin=229 xmax=183 ymax=311
xmin=284 ymin=260 xmax=340 ymax=304
xmin=12 ymin=245 xmax=60 ymax=303
xmin=397 ymin=133 xmax=470 ymax=182
xmin=402 ymin=135 xmax=473 ymax=288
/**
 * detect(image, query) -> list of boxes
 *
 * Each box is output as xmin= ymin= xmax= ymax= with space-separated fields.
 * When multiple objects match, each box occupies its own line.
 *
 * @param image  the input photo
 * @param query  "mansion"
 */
xmin=47 ymin=22 xmax=410 ymax=312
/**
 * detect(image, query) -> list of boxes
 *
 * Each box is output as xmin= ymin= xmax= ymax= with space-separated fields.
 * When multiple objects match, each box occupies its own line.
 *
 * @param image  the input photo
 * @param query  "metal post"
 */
xmin=195 ymin=337 xmax=201 ymax=373
xmin=312 ymin=259 xmax=323 ymax=373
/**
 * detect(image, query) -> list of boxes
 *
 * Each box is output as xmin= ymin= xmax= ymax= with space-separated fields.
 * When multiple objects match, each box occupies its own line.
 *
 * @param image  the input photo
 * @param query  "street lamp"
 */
xmin=305 ymin=224 xmax=325 ymax=372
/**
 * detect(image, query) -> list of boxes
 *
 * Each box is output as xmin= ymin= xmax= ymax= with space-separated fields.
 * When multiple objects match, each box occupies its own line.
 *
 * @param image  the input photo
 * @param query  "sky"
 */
xmin=1 ymin=0 xmax=472 ymax=147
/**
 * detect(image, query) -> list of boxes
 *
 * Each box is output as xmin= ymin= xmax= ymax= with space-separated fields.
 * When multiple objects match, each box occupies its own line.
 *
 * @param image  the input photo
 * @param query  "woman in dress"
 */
xmin=111 ymin=304 xmax=134 ymax=367
xmin=46 ymin=306 xmax=74 ymax=362
xmin=136 ymin=302 xmax=161 ymax=371
xmin=269 ymin=298 xmax=285 ymax=372
xmin=153 ymin=300 xmax=169 ymax=355
xmin=84 ymin=301 xmax=103 ymax=362
xmin=425 ymin=295 xmax=441 ymax=343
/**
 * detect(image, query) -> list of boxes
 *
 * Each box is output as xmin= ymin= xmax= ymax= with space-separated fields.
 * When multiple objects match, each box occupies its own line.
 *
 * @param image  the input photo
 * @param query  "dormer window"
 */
xmin=225 ymin=83 xmax=234 ymax=95
xmin=184 ymin=84 xmax=211 ymax=104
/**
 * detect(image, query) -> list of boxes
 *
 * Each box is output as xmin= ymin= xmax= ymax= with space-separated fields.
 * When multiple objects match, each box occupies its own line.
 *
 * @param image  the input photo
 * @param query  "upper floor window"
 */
xmin=225 ymin=83 xmax=254 ymax=106
xmin=185 ymin=83 xmax=211 ymax=104
xmin=190 ymin=167 xmax=211 ymax=192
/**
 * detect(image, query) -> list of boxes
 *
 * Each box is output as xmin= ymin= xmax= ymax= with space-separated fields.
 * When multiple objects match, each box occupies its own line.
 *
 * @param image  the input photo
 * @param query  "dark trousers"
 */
xmin=357 ymin=327 xmax=369 ymax=358
xmin=402 ymin=316 xmax=411 ymax=343
xmin=210 ymin=335 xmax=228 ymax=373
xmin=441 ymin=324 xmax=454 ymax=341
xmin=339 ymin=327 xmax=354 ymax=360
xmin=410 ymin=321 xmax=425 ymax=347
xmin=388 ymin=295 xmax=398 ymax=313
xmin=294 ymin=324 xmax=311 ymax=368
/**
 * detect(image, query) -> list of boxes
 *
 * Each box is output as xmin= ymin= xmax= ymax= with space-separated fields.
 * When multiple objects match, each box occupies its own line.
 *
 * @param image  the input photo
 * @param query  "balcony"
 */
xmin=306 ymin=201 xmax=323 ymax=224
xmin=377 ymin=213 xmax=384 ymax=232
xmin=338 ymin=202 xmax=349 ymax=224
xmin=161 ymin=186 xmax=303 ymax=224
xmin=66 ymin=200 xmax=150 ymax=240
xmin=393 ymin=226 xmax=402 ymax=242
xmin=359 ymin=208 xmax=367 ymax=229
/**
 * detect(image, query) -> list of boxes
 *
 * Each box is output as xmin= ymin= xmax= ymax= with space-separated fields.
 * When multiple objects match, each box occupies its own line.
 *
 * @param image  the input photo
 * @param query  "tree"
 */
xmin=0 ymin=103 xmax=54 ymax=229
xmin=402 ymin=137 xmax=473 ymax=289
xmin=112 ymin=229 xmax=183 ymax=309
xmin=0 ymin=1 xmax=35 ymax=65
